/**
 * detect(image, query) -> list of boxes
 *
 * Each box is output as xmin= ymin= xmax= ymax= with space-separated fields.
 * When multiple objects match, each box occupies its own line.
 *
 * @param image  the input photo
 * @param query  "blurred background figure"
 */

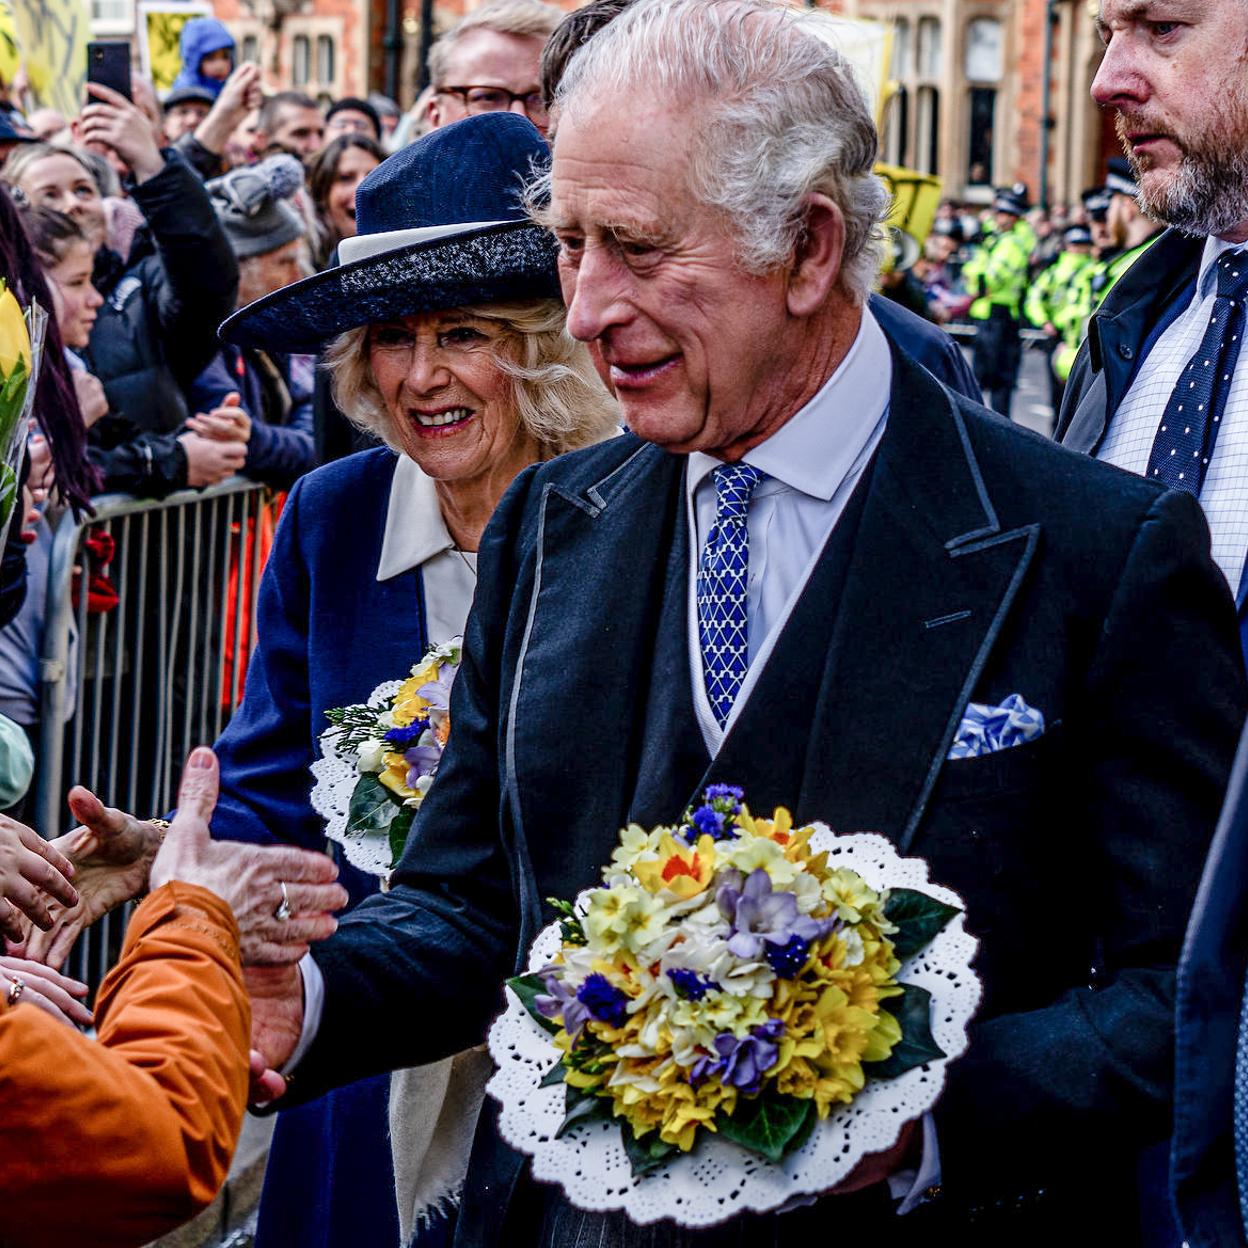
xmin=161 ymin=85 xmax=214 ymax=145
xmin=305 ymin=133 xmax=383 ymax=271
xmin=424 ymin=0 xmax=562 ymax=137
xmin=255 ymin=91 xmax=324 ymax=160
xmin=170 ymin=16 xmax=235 ymax=100
xmin=324 ymin=96 xmax=381 ymax=144
xmin=24 ymin=109 xmax=66 ymax=143
xmin=187 ymin=155 xmax=315 ymax=491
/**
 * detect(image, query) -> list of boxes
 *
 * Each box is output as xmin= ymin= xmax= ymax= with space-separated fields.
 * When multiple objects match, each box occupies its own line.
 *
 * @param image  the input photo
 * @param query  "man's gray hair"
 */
xmin=428 ymin=0 xmax=564 ymax=87
xmin=552 ymin=0 xmax=889 ymax=299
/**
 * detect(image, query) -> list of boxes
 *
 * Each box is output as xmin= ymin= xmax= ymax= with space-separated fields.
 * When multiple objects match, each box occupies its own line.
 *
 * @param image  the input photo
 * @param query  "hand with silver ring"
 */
xmin=6 ymin=975 xmax=24 ymax=1006
xmin=274 ymin=881 xmax=293 ymax=922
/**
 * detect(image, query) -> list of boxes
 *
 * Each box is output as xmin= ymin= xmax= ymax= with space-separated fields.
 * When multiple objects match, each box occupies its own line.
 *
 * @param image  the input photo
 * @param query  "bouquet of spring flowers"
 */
xmin=487 ymin=785 xmax=980 ymax=1226
xmin=0 ymin=283 xmax=46 ymax=530
xmin=311 ymin=638 xmax=461 ymax=876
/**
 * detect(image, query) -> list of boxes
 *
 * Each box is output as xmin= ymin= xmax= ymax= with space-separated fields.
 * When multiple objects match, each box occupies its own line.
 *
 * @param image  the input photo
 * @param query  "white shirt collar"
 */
xmin=686 ymin=306 xmax=891 ymax=502
xmin=376 ymin=453 xmax=456 ymax=580
xmin=1198 ymin=235 xmax=1248 ymax=296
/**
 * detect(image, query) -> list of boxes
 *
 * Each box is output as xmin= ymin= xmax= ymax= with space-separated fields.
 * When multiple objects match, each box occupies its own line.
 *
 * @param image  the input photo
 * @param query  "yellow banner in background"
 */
xmin=877 ymin=162 xmax=943 ymax=269
xmin=816 ymin=15 xmax=892 ymax=128
xmin=139 ymin=2 xmax=211 ymax=92
xmin=0 ymin=6 xmax=20 ymax=89
xmin=7 ymin=0 xmax=89 ymax=117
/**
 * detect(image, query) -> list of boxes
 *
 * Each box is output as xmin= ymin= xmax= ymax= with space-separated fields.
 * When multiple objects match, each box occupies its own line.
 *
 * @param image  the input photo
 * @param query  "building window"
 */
xmin=965 ymin=17 xmax=1003 ymax=81
xmin=967 ymin=86 xmax=996 ymax=184
xmin=90 ymin=0 xmax=133 ymax=34
xmin=916 ymin=84 xmax=940 ymax=175
xmin=890 ymin=18 xmax=910 ymax=79
xmin=292 ymin=34 xmax=310 ymax=86
xmin=316 ymin=34 xmax=335 ymax=85
xmin=917 ymin=16 xmax=942 ymax=79
xmin=241 ymin=34 xmax=259 ymax=64
xmin=882 ymin=86 xmax=909 ymax=166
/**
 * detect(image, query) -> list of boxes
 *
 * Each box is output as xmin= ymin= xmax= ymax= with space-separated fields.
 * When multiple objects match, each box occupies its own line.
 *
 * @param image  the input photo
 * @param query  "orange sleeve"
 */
xmin=0 ymin=882 xmax=250 ymax=1248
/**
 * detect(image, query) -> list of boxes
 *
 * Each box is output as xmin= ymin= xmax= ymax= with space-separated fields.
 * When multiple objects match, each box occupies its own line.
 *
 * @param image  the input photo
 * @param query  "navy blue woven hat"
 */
xmin=220 ymin=112 xmax=560 ymax=352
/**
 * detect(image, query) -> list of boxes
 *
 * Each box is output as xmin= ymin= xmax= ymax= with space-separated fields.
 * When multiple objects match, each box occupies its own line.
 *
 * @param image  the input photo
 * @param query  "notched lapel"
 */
xmin=798 ymin=353 xmax=1040 ymax=852
xmin=506 ymin=444 xmax=688 ymax=893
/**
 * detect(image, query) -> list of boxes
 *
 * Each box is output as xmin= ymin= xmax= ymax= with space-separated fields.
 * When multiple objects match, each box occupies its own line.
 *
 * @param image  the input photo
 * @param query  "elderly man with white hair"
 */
xmin=245 ymin=2 xmax=1245 ymax=1244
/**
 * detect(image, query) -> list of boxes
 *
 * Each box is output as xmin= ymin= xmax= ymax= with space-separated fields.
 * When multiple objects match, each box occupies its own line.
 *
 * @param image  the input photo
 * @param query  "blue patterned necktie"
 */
xmin=697 ymin=462 xmax=765 ymax=728
xmin=1145 ymin=250 xmax=1248 ymax=494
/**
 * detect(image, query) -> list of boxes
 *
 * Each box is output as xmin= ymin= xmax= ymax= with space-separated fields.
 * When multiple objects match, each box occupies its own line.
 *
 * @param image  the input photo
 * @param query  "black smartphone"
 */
xmin=86 ymin=41 xmax=132 ymax=102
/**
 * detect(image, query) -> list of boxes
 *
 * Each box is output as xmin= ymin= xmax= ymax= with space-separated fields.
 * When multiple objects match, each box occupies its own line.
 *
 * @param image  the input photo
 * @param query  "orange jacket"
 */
xmin=0 ymin=882 xmax=251 ymax=1248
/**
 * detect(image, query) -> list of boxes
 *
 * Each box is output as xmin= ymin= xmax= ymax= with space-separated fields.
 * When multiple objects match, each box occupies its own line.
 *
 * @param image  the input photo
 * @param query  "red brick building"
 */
xmin=829 ymin=0 xmax=1119 ymax=208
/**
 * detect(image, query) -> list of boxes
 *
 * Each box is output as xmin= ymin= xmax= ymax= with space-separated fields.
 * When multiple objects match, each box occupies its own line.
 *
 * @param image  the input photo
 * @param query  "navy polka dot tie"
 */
xmin=1146 ymin=251 xmax=1248 ymax=494
xmin=697 ymin=463 xmax=764 ymax=728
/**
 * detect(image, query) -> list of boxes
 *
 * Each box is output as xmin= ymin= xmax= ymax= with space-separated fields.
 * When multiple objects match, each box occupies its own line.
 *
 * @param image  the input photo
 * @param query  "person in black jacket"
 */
xmin=185 ymin=156 xmax=315 ymax=490
xmin=70 ymin=83 xmax=239 ymax=436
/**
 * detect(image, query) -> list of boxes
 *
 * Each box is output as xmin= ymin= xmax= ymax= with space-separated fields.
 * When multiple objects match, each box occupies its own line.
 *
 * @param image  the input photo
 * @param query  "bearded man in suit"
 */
xmin=241 ymin=1 xmax=1245 ymax=1243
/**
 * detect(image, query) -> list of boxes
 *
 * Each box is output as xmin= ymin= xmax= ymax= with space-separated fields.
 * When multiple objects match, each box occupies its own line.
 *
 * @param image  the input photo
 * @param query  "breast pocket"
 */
xmin=935 ymin=723 xmax=1064 ymax=803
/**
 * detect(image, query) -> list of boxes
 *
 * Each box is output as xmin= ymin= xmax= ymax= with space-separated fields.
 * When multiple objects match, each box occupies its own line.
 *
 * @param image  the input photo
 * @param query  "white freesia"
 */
xmin=356 ymin=738 xmax=386 ymax=773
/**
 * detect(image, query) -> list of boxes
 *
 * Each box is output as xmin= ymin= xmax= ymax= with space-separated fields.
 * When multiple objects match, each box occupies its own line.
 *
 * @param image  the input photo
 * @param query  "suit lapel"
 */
xmin=790 ymin=349 xmax=1038 ymax=850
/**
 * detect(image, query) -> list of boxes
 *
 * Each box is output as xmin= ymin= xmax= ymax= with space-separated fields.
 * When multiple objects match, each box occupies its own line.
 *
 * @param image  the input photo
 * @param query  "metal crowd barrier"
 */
xmin=35 ymin=478 xmax=273 ymax=987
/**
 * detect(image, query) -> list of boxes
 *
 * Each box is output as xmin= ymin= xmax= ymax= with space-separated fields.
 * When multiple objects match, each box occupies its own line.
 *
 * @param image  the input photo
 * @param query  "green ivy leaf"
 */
xmin=622 ymin=1122 xmax=680 ymax=1177
xmin=883 ymin=888 xmax=962 ymax=962
xmin=0 ymin=464 xmax=16 ymax=531
xmin=346 ymin=773 xmax=404 ymax=835
xmin=715 ymin=1091 xmax=815 ymax=1163
xmin=539 ymin=1061 xmax=566 ymax=1088
xmin=505 ymin=971 xmax=560 ymax=1035
xmin=556 ymin=1083 xmax=613 ymax=1138
xmin=388 ymin=805 xmax=415 ymax=868
xmin=869 ymin=982 xmax=946 ymax=1080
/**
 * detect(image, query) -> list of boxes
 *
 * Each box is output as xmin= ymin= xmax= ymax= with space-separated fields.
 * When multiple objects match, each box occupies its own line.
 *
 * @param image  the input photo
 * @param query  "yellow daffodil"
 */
xmin=633 ymin=833 xmax=717 ymax=900
xmin=0 ymin=285 xmax=31 ymax=377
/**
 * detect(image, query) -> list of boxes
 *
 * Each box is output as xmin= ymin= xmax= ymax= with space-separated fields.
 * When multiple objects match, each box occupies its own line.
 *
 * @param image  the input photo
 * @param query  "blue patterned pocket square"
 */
xmin=947 ymin=693 xmax=1045 ymax=760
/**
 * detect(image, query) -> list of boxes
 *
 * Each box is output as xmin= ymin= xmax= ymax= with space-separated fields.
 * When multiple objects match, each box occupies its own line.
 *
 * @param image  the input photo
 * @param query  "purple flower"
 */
xmin=534 ymin=966 xmax=592 ymax=1041
xmin=576 ymin=972 xmax=629 ymax=1027
xmin=689 ymin=1020 xmax=785 ymax=1095
xmin=765 ymin=934 xmax=811 ymax=979
xmin=418 ymin=663 xmax=457 ymax=711
xmin=717 ymin=868 xmax=833 ymax=960
xmin=384 ymin=719 xmax=428 ymax=750
xmin=668 ymin=968 xmax=717 ymax=1001
xmin=692 ymin=805 xmax=726 ymax=838
xmin=704 ymin=784 xmax=744 ymax=809
xmin=403 ymin=742 xmax=442 ymax=790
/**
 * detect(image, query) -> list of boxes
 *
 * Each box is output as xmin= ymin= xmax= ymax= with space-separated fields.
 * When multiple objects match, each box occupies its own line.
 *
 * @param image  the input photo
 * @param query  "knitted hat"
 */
xmin=207 ymin=155 xmax=306 ymax=259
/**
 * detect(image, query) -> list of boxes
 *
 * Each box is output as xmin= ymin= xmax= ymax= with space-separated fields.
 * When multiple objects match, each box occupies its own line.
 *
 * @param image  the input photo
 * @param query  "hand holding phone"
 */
xmin=80 ymin=79 xmax=165 ymax=185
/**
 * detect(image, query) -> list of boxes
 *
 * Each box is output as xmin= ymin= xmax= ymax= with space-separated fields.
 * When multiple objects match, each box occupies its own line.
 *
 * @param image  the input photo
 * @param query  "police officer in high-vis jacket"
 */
xmin=963 ymin=183 xmax=1032 ymax=417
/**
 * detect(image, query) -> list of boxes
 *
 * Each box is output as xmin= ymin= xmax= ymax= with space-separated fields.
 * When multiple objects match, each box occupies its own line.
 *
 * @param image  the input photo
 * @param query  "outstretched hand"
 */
xmin=0 ymin=814 xmax=79 ymax=944
xmin=18 ymin=788 xmax=165 ymax=969
xmin=148 ymin=750 xmax=347 ymax=965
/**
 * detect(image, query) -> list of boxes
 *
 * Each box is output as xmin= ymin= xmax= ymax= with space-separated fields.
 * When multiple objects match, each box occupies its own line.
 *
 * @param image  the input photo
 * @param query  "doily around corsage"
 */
xmin=310 ymin=678 xmax=404 ymax=876
xmin=486 ymin=828 xmax=980 ymax=1228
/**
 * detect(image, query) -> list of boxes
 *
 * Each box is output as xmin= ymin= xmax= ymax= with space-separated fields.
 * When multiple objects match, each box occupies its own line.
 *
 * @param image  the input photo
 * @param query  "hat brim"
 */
xmin=219 ymin=219 xmax=561 ymax=353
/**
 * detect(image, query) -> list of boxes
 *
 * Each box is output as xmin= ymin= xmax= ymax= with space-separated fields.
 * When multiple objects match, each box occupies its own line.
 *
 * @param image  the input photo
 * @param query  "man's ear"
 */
xmin=786 ymin=192 xmax=846 ymax=317
xmin=425 ymin=92 xmax=443 ymax=130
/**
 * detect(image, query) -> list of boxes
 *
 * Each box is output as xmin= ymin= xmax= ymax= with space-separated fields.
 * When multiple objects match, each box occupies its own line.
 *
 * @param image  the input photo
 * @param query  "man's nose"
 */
xmin=562 ymin=246 xmax=629 ymax=344
xmin=1091 ymin=35 xmax=1148 ymax=109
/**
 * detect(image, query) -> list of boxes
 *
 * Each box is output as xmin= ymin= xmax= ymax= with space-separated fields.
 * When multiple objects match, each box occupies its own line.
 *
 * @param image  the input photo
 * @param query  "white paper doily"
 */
xmin=486 ymin=828 xmax=981 ymax=1227
xmin=310 ymin=678 xmax=404 ymax=877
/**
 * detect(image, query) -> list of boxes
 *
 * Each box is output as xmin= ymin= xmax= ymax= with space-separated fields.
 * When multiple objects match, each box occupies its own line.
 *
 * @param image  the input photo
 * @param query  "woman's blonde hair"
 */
xmin=322 ymin=298 xmax=619 ymax=457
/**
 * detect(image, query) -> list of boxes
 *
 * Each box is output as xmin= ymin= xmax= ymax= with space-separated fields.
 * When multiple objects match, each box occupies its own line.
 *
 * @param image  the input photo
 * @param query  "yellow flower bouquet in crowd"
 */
xmin=487 ymin=786 xmax=980 ymax=1226
xmin=311 ymin=638 xmax=461 ymax=877
xmin=0 ymin=282 xmax=47 ymax=529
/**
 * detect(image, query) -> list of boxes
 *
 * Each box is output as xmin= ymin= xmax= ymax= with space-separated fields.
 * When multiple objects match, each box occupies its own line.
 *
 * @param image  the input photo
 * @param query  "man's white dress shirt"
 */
xmin=1097 ymin=237 xmax=1248 ymax=592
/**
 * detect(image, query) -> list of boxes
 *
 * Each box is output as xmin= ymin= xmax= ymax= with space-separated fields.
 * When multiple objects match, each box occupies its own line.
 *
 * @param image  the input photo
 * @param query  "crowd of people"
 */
xmin=0 ymin=0 xmax=1247 ymax=1246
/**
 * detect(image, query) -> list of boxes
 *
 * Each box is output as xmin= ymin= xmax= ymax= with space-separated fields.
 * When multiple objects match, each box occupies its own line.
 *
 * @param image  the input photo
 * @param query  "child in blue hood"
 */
xmin=170 ymin=17 xmax=235 ymax=99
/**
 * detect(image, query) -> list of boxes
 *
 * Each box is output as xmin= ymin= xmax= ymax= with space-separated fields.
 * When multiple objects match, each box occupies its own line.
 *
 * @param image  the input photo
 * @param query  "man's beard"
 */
xmin=1116 ymin=88 xmax=1248 ymax=238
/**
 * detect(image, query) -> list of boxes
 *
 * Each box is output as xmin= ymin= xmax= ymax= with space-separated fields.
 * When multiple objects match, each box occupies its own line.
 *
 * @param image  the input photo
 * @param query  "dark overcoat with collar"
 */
xmin=286 ymin=348 xmax=1244 ymax=1244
